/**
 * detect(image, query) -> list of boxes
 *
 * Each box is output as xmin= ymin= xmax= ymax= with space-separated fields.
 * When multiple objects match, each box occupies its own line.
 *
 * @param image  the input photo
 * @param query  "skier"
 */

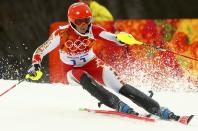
xmin=27 ymin=2 xmax=193 ymax=124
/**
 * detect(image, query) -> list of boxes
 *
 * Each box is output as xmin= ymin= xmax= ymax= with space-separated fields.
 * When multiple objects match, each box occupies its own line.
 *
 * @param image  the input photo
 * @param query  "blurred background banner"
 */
xmin=0 ymin=0 xmax=197 ymax=89
xmin=49 ymin=20 xmax=198 ymax=88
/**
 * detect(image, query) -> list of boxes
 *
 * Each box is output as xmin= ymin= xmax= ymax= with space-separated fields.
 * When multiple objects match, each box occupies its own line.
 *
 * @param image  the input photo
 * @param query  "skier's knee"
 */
xmin=80 ymin=72 xmax=120 ymax=109
xmin=71 ymin=69 xmax=85 ymax=82
xmin=67 ymin=70 xmax=81 ymax=85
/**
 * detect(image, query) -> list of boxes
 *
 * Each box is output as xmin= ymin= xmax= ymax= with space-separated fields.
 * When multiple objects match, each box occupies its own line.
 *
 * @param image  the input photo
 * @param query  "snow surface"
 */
xmin=0 ymin=79 xmax=198 ymax=131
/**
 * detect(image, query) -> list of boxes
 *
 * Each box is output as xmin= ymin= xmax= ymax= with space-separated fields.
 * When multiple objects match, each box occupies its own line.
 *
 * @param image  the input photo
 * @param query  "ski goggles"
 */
xmin=74 ymin=17 xmax=92 ymax=25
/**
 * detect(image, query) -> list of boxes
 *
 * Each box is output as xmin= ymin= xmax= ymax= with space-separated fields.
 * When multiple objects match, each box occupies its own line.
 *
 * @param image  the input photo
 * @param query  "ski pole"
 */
xmin=0 ymin=79 xmax=25 ymax=97
xmin=0 ymin=71 xmax=43 ymax=97
xmin=142 ymin=43 xmax=198 ymax=62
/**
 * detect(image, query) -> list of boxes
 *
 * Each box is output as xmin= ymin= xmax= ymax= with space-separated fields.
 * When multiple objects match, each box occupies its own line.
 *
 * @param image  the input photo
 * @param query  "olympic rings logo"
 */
xmin=64 ymin=38 xmax=91 ymax=52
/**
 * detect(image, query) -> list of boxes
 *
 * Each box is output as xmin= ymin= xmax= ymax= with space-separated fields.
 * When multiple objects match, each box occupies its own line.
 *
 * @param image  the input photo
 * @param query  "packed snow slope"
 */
xmin=0 ymin=80 xmax=198 ymax=131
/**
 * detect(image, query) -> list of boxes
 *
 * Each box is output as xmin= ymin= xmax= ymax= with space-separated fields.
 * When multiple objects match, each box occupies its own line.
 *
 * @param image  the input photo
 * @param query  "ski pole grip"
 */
xmin=25 ymin=70 xmax=43 ymax=80
xmin=116 ymin=32 xmax=143 ymax=45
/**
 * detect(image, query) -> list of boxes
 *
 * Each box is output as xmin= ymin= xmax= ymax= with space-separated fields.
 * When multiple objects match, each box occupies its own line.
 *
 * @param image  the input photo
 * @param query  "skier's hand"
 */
xmin=26 ymin=64 xmax=43 ymax=80
xmin=115 ymin=32 xmax=143 ymax=45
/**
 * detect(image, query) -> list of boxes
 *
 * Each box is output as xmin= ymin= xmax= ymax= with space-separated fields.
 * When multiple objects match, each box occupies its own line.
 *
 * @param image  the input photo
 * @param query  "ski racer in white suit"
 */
xmin=27 ymin=2 xmax=193 ymax=124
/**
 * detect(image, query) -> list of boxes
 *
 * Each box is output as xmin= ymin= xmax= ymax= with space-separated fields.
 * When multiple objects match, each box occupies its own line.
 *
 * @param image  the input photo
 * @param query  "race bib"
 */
xmin=59 ymin=49 xmax=95 ymax=67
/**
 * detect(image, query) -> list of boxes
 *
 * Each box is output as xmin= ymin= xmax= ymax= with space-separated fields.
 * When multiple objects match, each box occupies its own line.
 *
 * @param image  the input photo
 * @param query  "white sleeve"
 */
xmin=99 ymin=31 xmax=125 ymax=46
xmin=32 ymin=31 xmax=60 ymax=64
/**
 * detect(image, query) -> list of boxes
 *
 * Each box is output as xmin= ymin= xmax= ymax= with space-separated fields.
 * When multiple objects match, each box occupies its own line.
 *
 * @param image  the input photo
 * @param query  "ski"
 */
xmin=79 ymin=108 xmax=155 ymax=122
xmin=178 ymin=115 xmax=194 ymax=125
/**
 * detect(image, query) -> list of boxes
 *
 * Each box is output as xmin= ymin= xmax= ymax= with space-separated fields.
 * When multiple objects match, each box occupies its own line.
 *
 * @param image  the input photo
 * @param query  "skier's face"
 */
xmin=74 ymin=17 xmax=91 ymax=34
xmin=76 ymin=23 xmax=89 ymax=34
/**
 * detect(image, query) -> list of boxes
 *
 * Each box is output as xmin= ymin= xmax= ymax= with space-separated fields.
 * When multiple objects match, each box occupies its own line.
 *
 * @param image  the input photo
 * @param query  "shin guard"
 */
xmin=80 ymin=73 xmax=121 ymax=109
xmin=119 ymin=84 xmax=160 ymax=114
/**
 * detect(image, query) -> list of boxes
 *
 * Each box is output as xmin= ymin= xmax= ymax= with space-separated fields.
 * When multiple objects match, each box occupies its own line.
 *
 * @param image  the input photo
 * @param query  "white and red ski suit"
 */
xmin=32 ymin=24 xmax=126 ymax=92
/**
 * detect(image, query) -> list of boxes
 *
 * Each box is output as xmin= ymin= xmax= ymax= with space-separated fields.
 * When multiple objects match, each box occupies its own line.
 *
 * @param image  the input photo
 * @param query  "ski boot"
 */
xmin=117 ymin=101 xmax=139 ymax=115
xmin=157 ymin=107 xmax=194 ymax=124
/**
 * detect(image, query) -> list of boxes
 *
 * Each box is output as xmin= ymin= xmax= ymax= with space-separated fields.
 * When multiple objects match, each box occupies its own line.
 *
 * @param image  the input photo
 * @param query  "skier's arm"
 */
xmin=26 ymin=30 xmax=60 ymax=80
xmin=32 ymin=31 xmax=60 ymax=64
xmin=98 ymin=31 xmax=143 ymax=46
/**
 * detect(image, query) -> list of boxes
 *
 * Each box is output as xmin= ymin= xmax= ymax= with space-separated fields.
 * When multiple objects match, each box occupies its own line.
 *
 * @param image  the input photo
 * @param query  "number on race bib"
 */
xmin=80 ymin=57 xmax=86 ymax=62
xmin=70 ymin=57 xmax=87 ymax=65
xmin=70 ymin=60 xmax=77 ymax=65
